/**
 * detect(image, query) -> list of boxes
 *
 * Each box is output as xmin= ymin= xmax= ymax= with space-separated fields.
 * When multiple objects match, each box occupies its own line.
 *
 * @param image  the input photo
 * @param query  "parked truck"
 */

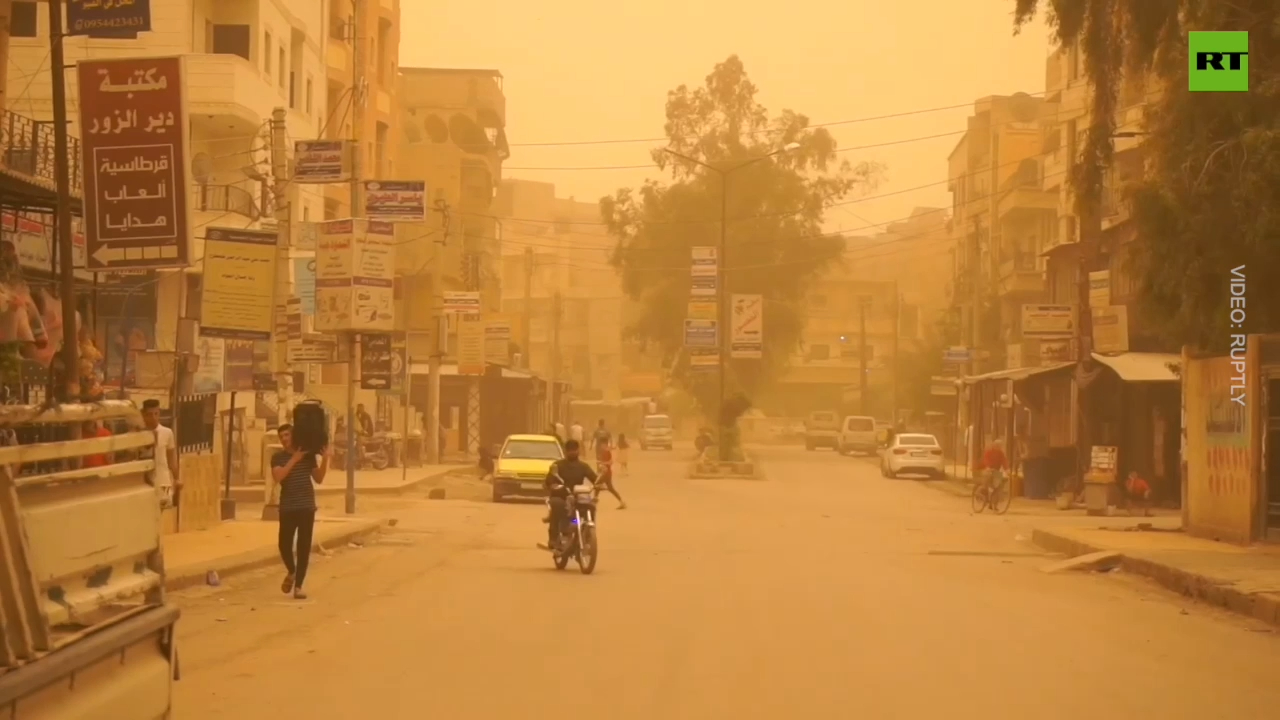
xmin=0 ymin=400 xmax=178 ymax=719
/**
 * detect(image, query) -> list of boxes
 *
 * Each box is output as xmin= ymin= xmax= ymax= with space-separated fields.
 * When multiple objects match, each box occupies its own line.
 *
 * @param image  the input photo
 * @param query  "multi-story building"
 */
xmin=395 ymin=66 xmax=507 ymax=334
xmin=4 ymin=0 xmax=329 ymax=363
xmin=496 ymin=179 xmax=623 ymax=402
xmin=945 ymin=93 xmax=1048 ymax=373
xmin=853 ymin=206 xmax=952 ymax=332
xmin=323 ymin=0 xmax=399 ymax=219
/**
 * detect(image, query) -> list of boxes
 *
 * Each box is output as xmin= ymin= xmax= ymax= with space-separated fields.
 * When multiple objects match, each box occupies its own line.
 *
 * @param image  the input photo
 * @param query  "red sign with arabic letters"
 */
xmin=77 ymin=56 xmax=192 ymax=270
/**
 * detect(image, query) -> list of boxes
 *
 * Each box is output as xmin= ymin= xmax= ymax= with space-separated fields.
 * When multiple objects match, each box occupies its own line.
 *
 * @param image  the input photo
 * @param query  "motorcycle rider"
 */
xmin=538 ymin=439 xmax=598 ymax=552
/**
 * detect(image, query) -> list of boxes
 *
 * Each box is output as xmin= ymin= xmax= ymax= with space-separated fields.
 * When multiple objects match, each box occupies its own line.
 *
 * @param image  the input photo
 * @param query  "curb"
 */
xmin=165 ymin=519 xmax=384 ymax=593
xmin=316 ymin=467 xmax=463 ymax=496
xmin=1031 ymin=528 xmax=1280 ymax=629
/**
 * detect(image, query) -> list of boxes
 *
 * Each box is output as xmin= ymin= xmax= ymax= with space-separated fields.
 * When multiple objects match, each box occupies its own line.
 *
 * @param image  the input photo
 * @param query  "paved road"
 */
xmin=173 ymin=445 xmax=1280 ymax=719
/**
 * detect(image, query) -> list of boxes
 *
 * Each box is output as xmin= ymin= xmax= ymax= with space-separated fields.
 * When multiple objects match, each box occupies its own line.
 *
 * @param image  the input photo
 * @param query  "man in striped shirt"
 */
xmin=271 ymin=424 xmax=330 ymax=600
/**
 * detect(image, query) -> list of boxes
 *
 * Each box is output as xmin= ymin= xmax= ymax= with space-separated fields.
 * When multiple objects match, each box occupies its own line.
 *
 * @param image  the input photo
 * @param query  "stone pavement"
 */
xmin=1033 ymin=522 xmax=1280 ymax=629
xmin=164 ymin=515 xmax=384 ymax=592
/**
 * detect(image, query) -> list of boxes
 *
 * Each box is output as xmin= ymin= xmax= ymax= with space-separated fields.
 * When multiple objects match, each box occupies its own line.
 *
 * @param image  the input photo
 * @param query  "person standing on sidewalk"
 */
xmin=271 ymin=424 xmax=330 ymax=600
xmin=141 ymin=399 xmax=178 ymax=508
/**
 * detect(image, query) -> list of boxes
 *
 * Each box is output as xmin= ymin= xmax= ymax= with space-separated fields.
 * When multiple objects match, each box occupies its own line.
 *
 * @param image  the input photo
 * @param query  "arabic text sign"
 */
xmin=294 ymin=258 xmax=316 ymax=315
xmin=443 ymin=291 xmax=481 ymax=313
xmin=1020 ymin=304 xmax=1076 ymax=338
xmin=683 ymin=319 xmax=718 ymax=348
xmin=1091 ymin=305 xmax=1130 ymax=354
xmin=484 ymin=317 xmax=511 ymax=366
xmin=364 ymin=180 xmax=427 ymax=222
xmin=1088 ymin=270 xmax=1111 ymax=308
xmin=691 ymin=246 xmax=718 ymax=277
xmin=1 ymin=211 xmax=88 ymax=270
xmin=199 ymin=227 xmax=277 ymax=340
xmin=689 ymin=348 xmax=720 ymax=369
xmin=78 ymin=56 xmax=191 ymax=270
xmin=67 ymin=0 xmax=152 ymax=39
xmin=294 ymin=140 xmax=350 ymax=183
xmin=457 ymin=313 xmax=486 ymax=375
xmin=730 ymin=293 xmax=763 ymax=359
xmin=687 ymin=301 xmax=716 ymax=321
xmin=359 ymin=333 xmax=393 ymax=390
xmin=690 ymin=274 xmax=717 ymax=297
xmin=314 ymin=219 xmax=394 ymax=332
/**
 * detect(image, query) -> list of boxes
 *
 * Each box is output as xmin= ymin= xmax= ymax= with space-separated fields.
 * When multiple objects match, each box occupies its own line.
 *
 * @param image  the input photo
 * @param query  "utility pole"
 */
xmin=344 ymin=0 xmax=366 ymax=514
xmin=550 ymin=290 xmax=562 ymax=422
xmin=891 ymin=280 xmax=900 ymax=424
xmin=522 ymin=246 xmax=534 ymax=370
xmin=47 ymin=0 xmax=77 ymax=402
xmin=262 ymin=107 xmax=292 ymax=523
xmin=1075 ymin=199 xmax=1101 ymax=488
xmin=717 ymin=174 xmax=729 ymax=460
xmin=967 ymin=215 xmax=982 ymax=470
xmin=858 ymin=296 xmax=869 ymax=416
xmin=426 ymin=196 xmax=450 ymax=464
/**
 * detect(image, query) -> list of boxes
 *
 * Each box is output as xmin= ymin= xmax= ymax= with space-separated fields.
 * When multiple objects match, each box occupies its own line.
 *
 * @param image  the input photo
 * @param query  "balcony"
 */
xmin=184 ymin=54 xmax=289 ymax=133
xmin=193 ymin=184 xmax=262 ymax=223
xmin=0 ymin=109 xmax=83 ymax=205
xmin=998 ymin=254 xmax=1046 ymax=298
xmin=997 ymin=166 xmax=1057 ymax=221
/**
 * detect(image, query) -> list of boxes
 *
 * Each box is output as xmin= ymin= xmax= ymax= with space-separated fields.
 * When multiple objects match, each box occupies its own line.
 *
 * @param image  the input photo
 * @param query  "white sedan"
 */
xmin=880 ymin=433 xmax=945 ymax=479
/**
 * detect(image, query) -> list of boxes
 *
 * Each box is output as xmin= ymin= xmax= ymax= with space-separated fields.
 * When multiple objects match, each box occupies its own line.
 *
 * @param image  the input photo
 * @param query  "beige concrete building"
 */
xmin=323 ymin=0 xmax=400 ymax=219
xmin=496 ymin=179 xmax=623 ymax=402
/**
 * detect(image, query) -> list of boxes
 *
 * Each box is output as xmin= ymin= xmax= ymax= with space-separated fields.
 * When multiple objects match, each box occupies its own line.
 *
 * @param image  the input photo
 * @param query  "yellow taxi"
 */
xmin=492 ymin=433 xmax=564 ymax=503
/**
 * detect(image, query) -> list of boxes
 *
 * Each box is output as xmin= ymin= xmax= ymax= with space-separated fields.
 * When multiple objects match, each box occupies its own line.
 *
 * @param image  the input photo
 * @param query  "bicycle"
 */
xmin=971 ymin=468 xmax=1013 ymax=514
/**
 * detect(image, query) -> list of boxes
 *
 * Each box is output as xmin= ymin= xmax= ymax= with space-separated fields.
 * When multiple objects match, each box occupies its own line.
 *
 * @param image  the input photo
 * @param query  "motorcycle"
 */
xmin=333 ymin=433 xmax=391 ymax=471
xmin=548 ymin=478 xmax=601 ymax=575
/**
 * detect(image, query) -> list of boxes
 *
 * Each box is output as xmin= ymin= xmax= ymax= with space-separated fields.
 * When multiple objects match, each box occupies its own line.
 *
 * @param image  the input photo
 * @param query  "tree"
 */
xmin=1012 ymin=1 xmax=1280 ymax=350
xmin=600 ymin=56 xmax=882 ymax=444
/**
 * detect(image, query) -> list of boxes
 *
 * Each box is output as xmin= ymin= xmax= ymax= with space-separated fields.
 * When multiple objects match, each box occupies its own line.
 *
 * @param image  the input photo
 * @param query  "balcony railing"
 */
xmin=193 ymin=183 xmax=262 ymax=222
xmin=0 ymin=109 xmax=83 ymax=196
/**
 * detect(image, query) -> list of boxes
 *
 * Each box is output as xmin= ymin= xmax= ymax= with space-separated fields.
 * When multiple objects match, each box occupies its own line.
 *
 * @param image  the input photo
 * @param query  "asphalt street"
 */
xmin=173 ymin=445 xmax=1280 ymax=719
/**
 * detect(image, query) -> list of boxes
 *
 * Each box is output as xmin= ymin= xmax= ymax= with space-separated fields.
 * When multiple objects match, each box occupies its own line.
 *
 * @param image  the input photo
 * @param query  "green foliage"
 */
xmin=600 ymin=56 xmax=883 ymax=420
xmin=1012 ymin=0 xmax=1280 ymax=349
xmin=897 ymin=318 xmax=950 ymax=419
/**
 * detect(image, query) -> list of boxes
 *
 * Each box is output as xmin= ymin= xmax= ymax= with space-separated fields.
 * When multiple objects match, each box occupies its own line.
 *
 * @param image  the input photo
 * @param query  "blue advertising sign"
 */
xmin=67 ymin=0 xmax=152 ymax=39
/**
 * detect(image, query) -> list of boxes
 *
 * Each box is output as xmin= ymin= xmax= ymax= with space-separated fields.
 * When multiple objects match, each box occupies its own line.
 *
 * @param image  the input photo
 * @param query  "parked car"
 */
xmin=881 ymin=433 xmax=945 ymax=478
xmin=804 ymin=411 xmax=841 ymax=450
xmin=838 ymin=415 xmax=878 ymax=455
xmin=491 ymin=433 xmax=564 ymax=502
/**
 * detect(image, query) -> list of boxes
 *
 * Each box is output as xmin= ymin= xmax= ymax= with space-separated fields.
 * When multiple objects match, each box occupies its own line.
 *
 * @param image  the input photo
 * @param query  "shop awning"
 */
xmin=408 ymin=363 xmax=536 ymax=379
xmin=961 ymin=362 xmax=1074 ymax=385
xmin=1091 ymin=352 xmax=1180 ymax=382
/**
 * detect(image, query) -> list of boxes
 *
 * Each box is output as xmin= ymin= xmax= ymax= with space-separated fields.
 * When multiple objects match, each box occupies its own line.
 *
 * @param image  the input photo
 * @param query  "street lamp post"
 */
xmin=661 ymin=143 xmax=799 ymax=461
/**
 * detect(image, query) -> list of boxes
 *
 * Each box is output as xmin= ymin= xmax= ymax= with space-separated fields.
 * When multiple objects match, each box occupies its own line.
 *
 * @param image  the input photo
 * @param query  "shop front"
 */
xmin=1080 ymin=352 xmax=1182 ymax=506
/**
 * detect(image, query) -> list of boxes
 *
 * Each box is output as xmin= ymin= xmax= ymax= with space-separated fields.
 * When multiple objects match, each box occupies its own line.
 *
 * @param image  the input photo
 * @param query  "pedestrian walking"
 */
xmin=591 ymin=419 xmax=611 ymax=460
xmin=597 ymin=446 xmax=627 ymax=510
xmin=271 ymin=423 xmax=330 ymax=600
xmin=569 ymin=420 xmax=584 ymax=445
xmin=616 ymin=433 xmax=630 ymax=475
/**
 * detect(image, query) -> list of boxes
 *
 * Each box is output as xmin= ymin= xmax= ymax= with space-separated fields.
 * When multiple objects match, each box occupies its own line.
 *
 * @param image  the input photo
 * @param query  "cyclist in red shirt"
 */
xmin=977 ymin=440 xmax=1008 ymax=489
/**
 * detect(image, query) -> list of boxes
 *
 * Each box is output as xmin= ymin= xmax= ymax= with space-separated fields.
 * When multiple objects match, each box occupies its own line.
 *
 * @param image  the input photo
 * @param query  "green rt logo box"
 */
xmin=1189 ymin=31 xmax=1248 ymax=92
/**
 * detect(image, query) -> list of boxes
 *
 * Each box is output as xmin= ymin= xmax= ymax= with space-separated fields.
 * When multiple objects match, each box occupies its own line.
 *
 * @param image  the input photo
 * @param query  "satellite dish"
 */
xmin=1009 ymin=92 xmax=1038 ymax=122
xmin=191 ymin=152 xmax=213 ymax=184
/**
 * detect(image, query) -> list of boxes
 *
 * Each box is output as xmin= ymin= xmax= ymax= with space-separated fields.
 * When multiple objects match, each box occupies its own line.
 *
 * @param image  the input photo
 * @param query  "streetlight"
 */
xmin=661 ymin=142 xmax=800 ymax=460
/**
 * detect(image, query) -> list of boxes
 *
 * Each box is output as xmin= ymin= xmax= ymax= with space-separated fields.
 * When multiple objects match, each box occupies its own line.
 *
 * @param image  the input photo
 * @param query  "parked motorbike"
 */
xmin=334 ymin=434 xmax=391 ymax=471
xmin=548 ymin=480 xmax=600 ymax=575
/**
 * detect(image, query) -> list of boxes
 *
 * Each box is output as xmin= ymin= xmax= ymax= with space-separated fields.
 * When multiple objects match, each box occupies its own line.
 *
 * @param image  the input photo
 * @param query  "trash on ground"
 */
xmin=1040 ymin=550 xmax=1122 ymax=574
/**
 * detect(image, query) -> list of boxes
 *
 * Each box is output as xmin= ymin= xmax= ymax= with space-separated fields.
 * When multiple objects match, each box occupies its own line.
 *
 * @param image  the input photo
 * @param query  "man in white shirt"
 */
xmin=569 ymin=421 xmax=584 ymax=445
xmin=142 ymin=399 xmax=179 ymax=507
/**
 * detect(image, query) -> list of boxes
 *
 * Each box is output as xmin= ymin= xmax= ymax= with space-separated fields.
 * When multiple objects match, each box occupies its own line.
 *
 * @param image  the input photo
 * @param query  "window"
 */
xmin=324 ymin=197 xmax=340 ymax=220
xmin=501 ymin=439 xmax=563 ymax=460
xmin=896 ymin=434 xmax=939 ymax=447
xmin=10 ymin=2 xmax=36 ymax=38
xmin=279 ymin=48 xmax=286 ymax=88
xmin=263 ymin=32 xmax=272 ymax=73
xmin=289 ymin=73 xmax=297 ymax=108
xmin=302 ymin=206 xmax=310 ymax=222
xmin=844 ymin=417 xmax=874 ymax=432
xmin=211 ymin=25 xmax=251 ymax=61
xmin=305 ymin=77 xmax=313 ymax=114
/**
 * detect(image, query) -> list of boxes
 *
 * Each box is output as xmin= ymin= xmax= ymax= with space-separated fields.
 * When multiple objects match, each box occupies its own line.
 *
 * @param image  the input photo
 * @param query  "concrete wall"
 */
xmin=1182 ymin=343 xmax=1264 ymax=544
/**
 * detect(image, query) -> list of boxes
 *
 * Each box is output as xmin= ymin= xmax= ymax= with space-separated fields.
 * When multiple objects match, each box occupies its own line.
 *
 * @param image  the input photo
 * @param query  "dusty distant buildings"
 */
xmin=496 ymin=179 xmax=623 ymax=403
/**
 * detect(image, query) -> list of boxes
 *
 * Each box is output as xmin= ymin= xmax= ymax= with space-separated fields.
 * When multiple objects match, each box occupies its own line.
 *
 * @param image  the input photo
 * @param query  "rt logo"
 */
xmin=1189 ymin=31 xmax=1248 ymax=92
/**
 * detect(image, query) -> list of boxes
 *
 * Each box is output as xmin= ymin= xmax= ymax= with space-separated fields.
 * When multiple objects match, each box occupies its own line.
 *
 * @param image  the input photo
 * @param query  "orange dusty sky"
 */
xmin=401 ymin=0 xmax=1051 ymax=236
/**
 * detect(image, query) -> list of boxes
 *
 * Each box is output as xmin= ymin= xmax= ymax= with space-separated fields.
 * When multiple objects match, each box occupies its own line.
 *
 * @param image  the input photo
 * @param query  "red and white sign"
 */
xmin=77 ymin=56 xmax=193 ymax=270
xmin=0 ymin=211 xmax=87 ymax=270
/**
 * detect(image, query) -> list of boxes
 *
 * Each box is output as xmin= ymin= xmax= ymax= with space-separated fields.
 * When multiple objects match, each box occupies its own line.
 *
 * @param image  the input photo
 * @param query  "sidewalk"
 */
xmin=1033 ymin=523 xmax=1280 ymax=628
xmin=163 ymin=514 xmax=384 ymax=592
xmin=227 ymin=463 xmax=468 ymax=503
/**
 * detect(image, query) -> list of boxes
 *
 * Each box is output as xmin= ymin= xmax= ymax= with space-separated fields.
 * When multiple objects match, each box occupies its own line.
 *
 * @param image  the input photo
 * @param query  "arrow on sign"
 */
xmin=92 ymin=245 xmax=126 ymax=265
